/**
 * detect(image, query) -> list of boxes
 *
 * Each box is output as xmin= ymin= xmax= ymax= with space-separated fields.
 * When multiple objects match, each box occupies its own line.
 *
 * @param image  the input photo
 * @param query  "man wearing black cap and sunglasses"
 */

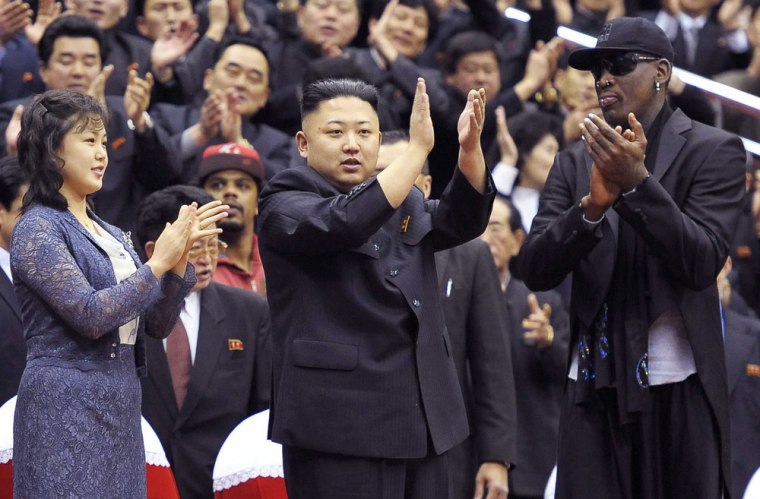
xmin=516 ymin=16 xmax=746 ymax=499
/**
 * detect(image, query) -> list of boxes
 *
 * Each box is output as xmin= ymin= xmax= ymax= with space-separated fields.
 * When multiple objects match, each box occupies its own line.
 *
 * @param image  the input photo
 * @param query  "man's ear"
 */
xmin=295 ymin=131 xmax=308 ymax=159
xmin=144 ymin=240 xmax=156 ymax=259
xmin=514 ymin=228 xmax=526 ymax=252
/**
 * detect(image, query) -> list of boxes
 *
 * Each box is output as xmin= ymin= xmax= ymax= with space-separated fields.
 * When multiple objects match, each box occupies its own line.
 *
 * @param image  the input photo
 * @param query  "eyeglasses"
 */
xmin=590 ymin=53 xmax=660 ymax=81
xmin=188 ymin=239 xmax=228 ymax=259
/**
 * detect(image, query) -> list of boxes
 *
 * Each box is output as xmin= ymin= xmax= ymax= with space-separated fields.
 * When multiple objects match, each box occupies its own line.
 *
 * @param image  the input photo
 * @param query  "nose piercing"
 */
xmin=596 ymin=80 xmax=612 ymax=89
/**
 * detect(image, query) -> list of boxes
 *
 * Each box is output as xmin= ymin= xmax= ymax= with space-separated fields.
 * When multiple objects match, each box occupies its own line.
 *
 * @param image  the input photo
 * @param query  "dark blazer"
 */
xmin=0 ymin=96 xmax=181 ymax=231
xmin=141 ymin=282 xmax=272 ymax=499
xmin=151 ymin=102 xmax=296 ymax=182
xmin=259 ymin=166 xmax=495 ymax=459
xmin=435 ymin=239 xmax=517 ymax=499
xmin=0 ymin=267 xmax=24 ymax=405
xmin=516 ymin=108 xmax=746 ymax=497
xmin=724 ymin=308 xmax=760 ymax=499
xmin=503 ymin=278 xmax=569 ymax=497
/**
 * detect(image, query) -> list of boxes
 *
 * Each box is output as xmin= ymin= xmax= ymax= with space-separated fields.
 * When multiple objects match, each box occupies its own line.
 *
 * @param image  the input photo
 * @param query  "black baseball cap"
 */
xmin=568 ymin=17 xmax=674 ymax=71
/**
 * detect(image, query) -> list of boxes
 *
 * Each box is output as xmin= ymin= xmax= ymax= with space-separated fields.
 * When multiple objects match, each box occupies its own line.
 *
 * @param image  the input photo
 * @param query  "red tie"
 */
xmin=167 ymin=318 xmax=191 ymax=410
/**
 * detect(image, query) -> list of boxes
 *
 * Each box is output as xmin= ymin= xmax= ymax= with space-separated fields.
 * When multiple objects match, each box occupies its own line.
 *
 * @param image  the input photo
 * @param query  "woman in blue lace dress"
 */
xmin=10 ymin=89 xmax=228 ymax=498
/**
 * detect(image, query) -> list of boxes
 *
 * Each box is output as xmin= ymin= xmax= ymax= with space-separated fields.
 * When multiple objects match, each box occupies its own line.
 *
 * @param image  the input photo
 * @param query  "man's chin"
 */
xmin=219 ymin=220 xmax=245 ymax=234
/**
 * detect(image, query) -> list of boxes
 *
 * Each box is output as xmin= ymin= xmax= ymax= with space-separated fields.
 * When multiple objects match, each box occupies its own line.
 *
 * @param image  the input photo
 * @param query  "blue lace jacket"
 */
xmin=10 ymin=205 xmax=195 ymax=376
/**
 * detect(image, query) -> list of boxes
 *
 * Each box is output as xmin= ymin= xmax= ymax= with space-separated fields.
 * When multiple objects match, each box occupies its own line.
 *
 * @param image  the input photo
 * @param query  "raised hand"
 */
xmin=409 ymin=77 xmax=434 ymax=155
xmin=580 ymin=112 xmax=648 ymax=191
xmin=0 ymin=0 xmax=32 ymax=44
xmin=124 ymin=69 xmax=154 ymax=129
xmin=24 ymin=0 xmax=60 ymax=45
xmin=219 ymin=89 xmax=243 ymax=143
xmin=150 ymin=18 xmax=199 ymax=82
xmin=495 ymin=105 xmax=517 ymax=166
xmin=458 ymin=87 xmax=486 ymax=152
xmin=199 ymin=92 xmax=223 ymax=142
xmin=522 ymin=293 xmax=554 ymax=348
xmin=367 ymin=0 xmax=399 ymax=64
xmin=206 ymin=0 xmax=229 ymax=41
xmin=87 ymin=64 xmax=114 ymax=108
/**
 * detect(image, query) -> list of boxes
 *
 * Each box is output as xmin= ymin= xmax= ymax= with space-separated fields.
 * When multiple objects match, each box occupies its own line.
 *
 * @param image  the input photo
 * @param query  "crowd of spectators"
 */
xmin=0 ymin=0 xmax=759 ymax=495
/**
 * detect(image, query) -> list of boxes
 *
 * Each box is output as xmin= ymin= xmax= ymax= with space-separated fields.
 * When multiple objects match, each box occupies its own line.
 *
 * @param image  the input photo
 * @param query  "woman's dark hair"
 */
xmin=38 ymin=15 xmax=105 ymax=67
xmin=508 ymin=110 xmax=563 ymax=170
xmin=300 ymin=78 xmax=379 ymax=120
xmin=18 ymin=89 xmax=108 ymax=213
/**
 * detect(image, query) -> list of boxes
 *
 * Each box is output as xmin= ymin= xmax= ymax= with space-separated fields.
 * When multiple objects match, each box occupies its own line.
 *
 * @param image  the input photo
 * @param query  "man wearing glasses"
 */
xmin=516 ymin=17 xmax=746 ymax=498
xmin=137 ymin=185 xmax=272 ymax=498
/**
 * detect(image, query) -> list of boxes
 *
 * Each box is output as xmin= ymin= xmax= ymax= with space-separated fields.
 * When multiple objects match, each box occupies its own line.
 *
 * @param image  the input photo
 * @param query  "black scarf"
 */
xmin=576 ymin=102 xmax=674 ymax=423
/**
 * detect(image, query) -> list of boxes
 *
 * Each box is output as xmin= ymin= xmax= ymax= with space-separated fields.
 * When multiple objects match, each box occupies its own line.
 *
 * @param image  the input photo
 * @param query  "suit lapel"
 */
xmin=0 ymin=270 xmax=20 ymax=322
xmin=434 ymin=249 xmax=450 ymax=289
xmin=175 ymin=284 xmax=226 ymax=429
xmin=144 ymin=335 xmax=179 ymax=418
xmin=652 ymin=109 xmax=690 ymax=182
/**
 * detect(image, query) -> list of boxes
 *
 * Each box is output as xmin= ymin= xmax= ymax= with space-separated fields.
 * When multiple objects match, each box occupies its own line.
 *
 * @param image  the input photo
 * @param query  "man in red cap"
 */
xmin=199 ymin=142 xmax=267 ymax=295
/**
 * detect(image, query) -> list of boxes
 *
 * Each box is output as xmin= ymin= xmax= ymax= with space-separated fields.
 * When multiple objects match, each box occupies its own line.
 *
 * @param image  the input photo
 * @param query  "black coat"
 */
xmin=259 ymin=166 xmax=494 ymax=459
xmin=435 ymin=240 xmax=517 ymax=498
xmin=0 ymin=268 xmax=24 ymax=406
xmin=516 ymin=108 xmax=747 ymax=497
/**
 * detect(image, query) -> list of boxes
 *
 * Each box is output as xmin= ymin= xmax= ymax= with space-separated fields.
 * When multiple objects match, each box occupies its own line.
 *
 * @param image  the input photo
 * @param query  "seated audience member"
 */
xmin=375 ymin=131 xmax=517 ymax=499
xmin=199 ymin=143 xmax=267 ymax=295
xmin=429 ymin=30 xmax=561 ymax=198
xmin=258 ymin=0 xmax=362 ymax=133
xmin=135 ymin=0 xmax=228 ymax=103
xmin=718 ymin=258 xmax=760 ymax=499
xmin=0 ymin=15 xmax=181 ymax=231
xmin=651 ymin=0 xmax=750 ymax=78
xmin=345 ymin=0 xmax=449 ymax=131
xmin=152 ymin=37 xmax=296 ymax=183
xmin=489 ymin=109 xmax=563 ymax=231
xmin=137 ymin=185 xmax=272 ymax=499
xmin=0 ymin=156 xmax=27 ymax=406
xmin=480 ymin=196 xmax=569 ymax=499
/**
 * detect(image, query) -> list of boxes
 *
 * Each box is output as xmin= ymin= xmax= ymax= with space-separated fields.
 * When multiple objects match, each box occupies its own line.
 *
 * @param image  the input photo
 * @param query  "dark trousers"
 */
xmin=555 ymin=374 xmax=722 ymax=499
xmin=282 ymin=443 xmax=449 ymax=499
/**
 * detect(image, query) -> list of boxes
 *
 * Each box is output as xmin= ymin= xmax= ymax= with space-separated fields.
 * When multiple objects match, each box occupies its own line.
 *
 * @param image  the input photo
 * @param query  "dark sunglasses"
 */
xmin=591 ymin=52 xmax=661 ymax=80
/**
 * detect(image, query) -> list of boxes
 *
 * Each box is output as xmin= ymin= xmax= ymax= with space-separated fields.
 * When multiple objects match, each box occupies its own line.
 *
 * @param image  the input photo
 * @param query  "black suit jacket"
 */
xmin=435 ymin=239 xmax=517 ymax=499
xmin=141 ymin=282 xmax=272 ymax=499
xmin=724 ymin=308 xmax=760 ymax=499
xmin=0 ymin=95 xmax=181 ymax=231
xmin=503 ymin=278 xmax=568 ymax=497
xmin=516 ymin=108 xmax=746 ymax=497
xmin=259 ymin=166 xmax=495 ymax=459
xmin=0 ymin=268 xmax=24 ymax=405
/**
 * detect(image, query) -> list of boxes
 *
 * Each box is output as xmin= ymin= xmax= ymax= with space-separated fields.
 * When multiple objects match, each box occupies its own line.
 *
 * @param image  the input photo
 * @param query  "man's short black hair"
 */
xmin=38 ymin=16 xmax=105 ymax=67
xmin=0 ymin=156 xmax=27 ymax=210
xmin=369 ymin=0 xmax=439 ymax=41
xmin=136 ymin=185 xmax=215 ymax=251
xmin=497 ymin=195 xmax=523 ymax=233
xmin=300 ymin=79 xmax=379 ymax=120
xmin=217 ymin=35 xmax=272 ymax=74
xmin=443 ymin=30 xmax=502 ymax=75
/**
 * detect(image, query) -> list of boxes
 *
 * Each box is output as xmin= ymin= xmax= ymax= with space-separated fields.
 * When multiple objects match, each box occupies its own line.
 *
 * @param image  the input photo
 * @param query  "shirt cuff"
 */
xmin=491 ymin=161 xmax=519 ymax=196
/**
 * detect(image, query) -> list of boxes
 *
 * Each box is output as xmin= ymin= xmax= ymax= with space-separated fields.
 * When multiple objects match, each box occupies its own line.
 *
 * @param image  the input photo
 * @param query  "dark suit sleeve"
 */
xmin=131 ymin=118 xmax=183 ymax=190
xmin=614 ymin=135 xmax=746 ymax=290
xmin=516 ymin=149 xmax=605 ymax=291
xmin=386 ymin=57 xmax=449 ymax=121
xmin=467 ymin=242 xmax=518 ymax=464
xmin=249 ymin=297 xmax=272 ymax=414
